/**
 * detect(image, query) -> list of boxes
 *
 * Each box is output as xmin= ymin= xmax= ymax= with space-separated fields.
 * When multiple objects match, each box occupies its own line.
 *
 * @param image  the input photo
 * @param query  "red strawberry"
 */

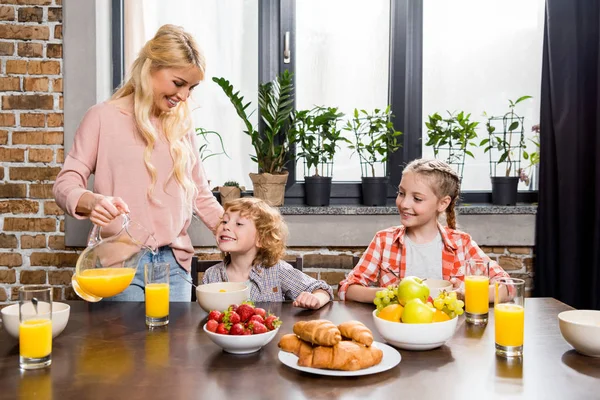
xmin=254 ymin=307 xmax=266 ymax=318
xmin=249 ymin=314 xmax=265 ymax=325
xmin=265 ymin=315 xmax=282 ymax=331
xmin=206 ymin=319 xmax=218 ymax=333
xmin=229 ymin=323 xmax=245 ymax=335
xmin=250 ymin=321 xmax=268 ymax=334
xmin=243 ymin=328 xmax=252 ymax=335
xmin=207 ymin=310 xmax=222 ymax=322
xmin=216 ymin=323 xmax=229 ymax=335
xmin=223 ymin=310 xmax=241 ymax=325
xmin=228 ymin=304 xmax=239 ymax=313
xmin=237 ymin=304 xmax=255 ymax=322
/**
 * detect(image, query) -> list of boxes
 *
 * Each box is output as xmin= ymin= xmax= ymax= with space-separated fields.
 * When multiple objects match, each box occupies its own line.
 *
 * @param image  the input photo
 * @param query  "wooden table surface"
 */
xmin=0 ymin=298 xmax=598 ymax=400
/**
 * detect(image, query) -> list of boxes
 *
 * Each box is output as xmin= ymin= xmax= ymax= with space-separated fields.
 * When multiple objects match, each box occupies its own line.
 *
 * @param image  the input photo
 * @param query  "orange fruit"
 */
xmin=432 ymin=309 xmax=451 ymax=322
xmin=378 ymin=304 xmax=404 ymax=322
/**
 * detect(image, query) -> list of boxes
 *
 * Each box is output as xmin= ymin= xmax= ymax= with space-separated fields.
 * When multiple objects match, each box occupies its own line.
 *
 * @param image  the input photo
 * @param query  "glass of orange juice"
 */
xmin=464 ymin=260 xmax=490 ymax=325
xmin=494 ymin=277 xmax=525 ymax=358
xmin=145 ymin=262 xmax=170 ymax=327
xmin=19 ymin=286 xmax=52 ymax=370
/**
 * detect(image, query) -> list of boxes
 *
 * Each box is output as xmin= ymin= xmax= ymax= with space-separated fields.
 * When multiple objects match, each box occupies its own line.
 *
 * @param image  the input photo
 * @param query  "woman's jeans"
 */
xmin=105 ymin=246 xmax=192 ymax=302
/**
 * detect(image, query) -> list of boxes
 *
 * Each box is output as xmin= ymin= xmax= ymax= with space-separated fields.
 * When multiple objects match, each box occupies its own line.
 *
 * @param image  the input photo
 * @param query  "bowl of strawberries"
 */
xmin=203 ymin=302 xmax=282 ymax=354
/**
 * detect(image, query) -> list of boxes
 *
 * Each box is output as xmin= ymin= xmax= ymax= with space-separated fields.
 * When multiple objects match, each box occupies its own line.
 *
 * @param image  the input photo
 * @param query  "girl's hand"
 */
xmin=89 ymin=194 xmax=130 ymax=227
xmin=449 ymin=277 xmax=465 ymax=301
xmin=293 ymin=292 xmax=321 ymax=309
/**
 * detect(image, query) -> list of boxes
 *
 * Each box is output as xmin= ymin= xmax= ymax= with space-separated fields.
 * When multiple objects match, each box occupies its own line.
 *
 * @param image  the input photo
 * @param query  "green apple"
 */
xmin=397 ymin=276 xmax=430 ymax=306
xmin=401 ymin=298 xmax=435 ymax=324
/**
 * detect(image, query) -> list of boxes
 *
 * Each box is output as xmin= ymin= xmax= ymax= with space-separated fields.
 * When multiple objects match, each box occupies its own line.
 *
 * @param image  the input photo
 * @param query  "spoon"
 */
xmin=31 ymin=297 xmax=39 ymax=315
xmin=176 ymin=270 xmax=197 ymax=289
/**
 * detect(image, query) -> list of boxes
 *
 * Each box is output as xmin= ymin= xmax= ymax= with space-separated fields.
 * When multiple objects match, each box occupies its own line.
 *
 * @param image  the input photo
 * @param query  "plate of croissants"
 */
xmin=278 ymin=319 xmax=401 ymax=376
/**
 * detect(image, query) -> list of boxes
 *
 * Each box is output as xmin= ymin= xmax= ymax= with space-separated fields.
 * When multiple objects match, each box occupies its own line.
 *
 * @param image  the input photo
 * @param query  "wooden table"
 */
xmin=0 ymin=298 xmax=598 ymax=399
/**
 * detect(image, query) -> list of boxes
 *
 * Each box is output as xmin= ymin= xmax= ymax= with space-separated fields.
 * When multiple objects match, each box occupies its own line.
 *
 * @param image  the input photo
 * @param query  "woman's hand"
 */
xmin=77 ymin=193 xmax=130 ymax=226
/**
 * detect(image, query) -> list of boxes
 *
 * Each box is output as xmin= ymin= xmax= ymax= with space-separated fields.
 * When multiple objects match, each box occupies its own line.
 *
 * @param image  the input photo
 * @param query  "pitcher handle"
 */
xmin=87 ymin=213 xmax=130 ymax=247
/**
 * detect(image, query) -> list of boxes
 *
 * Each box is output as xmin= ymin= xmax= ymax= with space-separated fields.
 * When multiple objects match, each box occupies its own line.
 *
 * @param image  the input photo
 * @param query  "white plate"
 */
xmin=278 ymin=341 xmax=401 ymax=377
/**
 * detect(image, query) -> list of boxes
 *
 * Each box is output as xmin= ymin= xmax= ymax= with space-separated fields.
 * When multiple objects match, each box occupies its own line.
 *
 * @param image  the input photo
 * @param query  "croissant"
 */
xmin=338 ymin=320 xmax=374 ymax=347
xmin=293 ymin=320 xmax=341 ymax=346
xmin=278 ymin=334 xmax=383 ymax=371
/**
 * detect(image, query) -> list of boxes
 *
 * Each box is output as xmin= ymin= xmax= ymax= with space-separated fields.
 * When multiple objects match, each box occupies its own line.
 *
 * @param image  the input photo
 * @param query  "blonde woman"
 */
xmin=53 ymin=25 xmax=223 ymax=301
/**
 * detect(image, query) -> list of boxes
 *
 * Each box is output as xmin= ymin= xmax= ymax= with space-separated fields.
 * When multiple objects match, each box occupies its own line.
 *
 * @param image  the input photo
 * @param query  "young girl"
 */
xmin=201 ymin=198 xmax=333 ymax=309
xmin=339 ymin=158 xmax=509 ymax=303
xmin=53 ymin=25 xmax=224 ymax=301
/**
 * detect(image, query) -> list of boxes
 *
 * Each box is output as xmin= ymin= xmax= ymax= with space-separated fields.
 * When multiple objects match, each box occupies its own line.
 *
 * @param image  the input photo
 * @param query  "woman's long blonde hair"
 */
xmin=112 ymin=24 xmax=205 ymax=212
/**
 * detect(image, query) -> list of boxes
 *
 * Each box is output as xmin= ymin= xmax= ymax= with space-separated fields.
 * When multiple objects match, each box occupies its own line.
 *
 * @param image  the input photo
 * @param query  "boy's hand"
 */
xmin=293 ymin=292 xmax=321 ymax=309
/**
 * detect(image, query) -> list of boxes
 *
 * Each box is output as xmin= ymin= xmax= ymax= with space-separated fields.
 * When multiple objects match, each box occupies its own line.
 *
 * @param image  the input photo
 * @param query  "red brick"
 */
xmin=12 ymin=131 xmax=62 ymax=145
xmin=0 ymin=6 xmax=15 ymax=21
xmin=20 ymin=270 xmax=47 ymax=284
xmin=17 ymin=42 xmax=43 ymax=57
xmin=0 ymin=130 xmax=6 ymax=145
xmin=499 ymin=256 xmax=524 ymax=271
xmin=20 ymin=113 xmax=45 ymax=127
xmin=9 ymin=166 xmax=60 ymax=181
xmin=508 ymin=247 xmax=531 ymax=255
xmin=46 ymin=43 xmax=62 ymax=58
xmin=28 ymin=148 xmax=53 ymax=162
xmin=0 ymin=269 xmax=17 ymax=283
xmin=0 ymin=199 xmax=39 ymax=214
xmin=0 ymin=168 xmax=3 ymax=180
xmin=2 ymin=95 xmax=53 ymax=110
xmin=52 ymin=286 xmax=62 ymax=301
xmin=23 ymin=77 xmax=48 ymax=92
xmin=64 ymin=287 xmax=78 ymax=301
xmin=58 ymin=95 xmax=63 ymax=110
xmin=0 ymin=77 xmax=20 ymax=91
xmin=2 ymin=0 xmax=52 ymax=4
xmin=43 ymin=200 xmax=62 ymax=215
xmin=0 ymin=114 xmax=16 ymax=127
xmin=48 ymin=7 xmax=61 ymax=21
xmin=0 ymin=252 xmax=22 ymax=267
xmin=49 ymin=270 xmax=72 ymax=285
xmin=21 ymin=234 xmax=46 ymax=249
xmin=3 ymin=218 xmax=55 ymax=232
xmin=0 ymin=25 xmax=49 ymax=40
xmin=48 ymin=235 xmax=64 ymax=250
xmin=46 ymin=113 xmax=62 ymax=127
xmin=51 ymin=78 xmax=62 ymax=93
xmin=18 ymin=6 xmax=42 ymax=23
xmin=0 ymin=41 xmax=14 ymax=56
xmin=0 ymin=147 xmax=25 ymax=162
xmin=0 ymin=233 xmax=18 ymax=248
xmin=28 ymin=60 xmax=60 ymax=75
xmin=30 ymin=252 xmax=78 ymax=268
xmin=29 ymin=184 xmax=53 ymax=199
xmin=0 ymin=183 xmax=27 ymax=198
xmin=6 ymin=60 xmax=27 ymax=74
xmin=0 ymin=288 xmax=7 ymax=302
xmin=56 ymin=148 xmax=63 ymax=162
xmin=59 ymin=219 xmax=64 ymax=232
xmin=53 ymin=24 xmax=61 ymax=40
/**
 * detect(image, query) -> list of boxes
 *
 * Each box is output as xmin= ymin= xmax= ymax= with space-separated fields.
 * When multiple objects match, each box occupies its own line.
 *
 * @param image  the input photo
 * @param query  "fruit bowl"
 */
xmin=558 ymin=310 xmax=600 ymax=357
xmin=203 ymin=324 xmax=280 ymax=354
xmin=196 ymin=282 xmax=250 ymax=313
xmin=372 ymin=309 xmax=458 ymax=350
xmin=1 ymin=302 xmax=70 ymax=339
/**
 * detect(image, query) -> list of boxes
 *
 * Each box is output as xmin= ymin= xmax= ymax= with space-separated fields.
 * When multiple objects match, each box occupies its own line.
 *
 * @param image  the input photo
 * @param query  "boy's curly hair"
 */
xmin=221 ymin=197 xmax=288 ymax=267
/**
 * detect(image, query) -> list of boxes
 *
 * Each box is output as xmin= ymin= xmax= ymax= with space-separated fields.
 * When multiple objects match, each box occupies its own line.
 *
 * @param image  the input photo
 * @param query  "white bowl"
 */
xmin=1 ymin=302 xmax=70 ymax=339
xmin=196 ymin=282 xmax=250 ymax=313
xmin=425 ymin=279 xmax=453 ymax=298
xmin=372 ymin=309 xmax=458 ymax=350
xmin=203 ymin=324 xmax=279 ymax=354
xmin=558 ymin=310 xmax=600 ymax=357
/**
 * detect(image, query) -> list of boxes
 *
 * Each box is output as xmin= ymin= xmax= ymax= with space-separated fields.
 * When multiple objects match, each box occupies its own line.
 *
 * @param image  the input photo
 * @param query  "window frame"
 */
xmin=111 ymin=0 xmax=538 ymax=205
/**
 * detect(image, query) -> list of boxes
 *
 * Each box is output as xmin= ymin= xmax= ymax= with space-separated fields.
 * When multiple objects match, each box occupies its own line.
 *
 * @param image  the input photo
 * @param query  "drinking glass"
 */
xmin=19 ymin=286 xmax=52 ymax=370
xmin=494 ymin=277 xmax=525 ymax=357
xmin=464 ymin=260 xmax=490 ymax=325
xmin=145 ymin=262 xmax=170 ymax=327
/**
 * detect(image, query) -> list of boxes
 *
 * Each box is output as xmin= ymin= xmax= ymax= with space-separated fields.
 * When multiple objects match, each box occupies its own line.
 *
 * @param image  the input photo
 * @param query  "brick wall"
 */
xmin=195 ymin=246 xmax=535 ymax=300
xmin=0 ymin=0 xmax=69 ymax=305
xmin=0 ymin=2 xmax=535 ymax=307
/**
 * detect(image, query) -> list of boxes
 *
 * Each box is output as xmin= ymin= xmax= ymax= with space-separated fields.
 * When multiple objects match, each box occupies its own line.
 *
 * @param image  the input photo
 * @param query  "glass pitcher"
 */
xmin=72 ymin=214 xmax=158 ymax=302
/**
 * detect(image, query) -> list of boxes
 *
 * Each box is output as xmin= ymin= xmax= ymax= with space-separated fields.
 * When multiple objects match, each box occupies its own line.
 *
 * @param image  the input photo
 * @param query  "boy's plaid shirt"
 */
xmin=338 ymin=223 xmax=509 ymax=300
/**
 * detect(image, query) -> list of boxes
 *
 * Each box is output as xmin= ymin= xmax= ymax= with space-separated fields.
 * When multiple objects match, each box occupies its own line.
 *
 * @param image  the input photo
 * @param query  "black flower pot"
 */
xmin=361 ymin=177 xmax=389 ymax=206
xmin=304 ymin=176 xmax=332 ymax=206
xmin=491 ymin=176 xmax=519 ymax=206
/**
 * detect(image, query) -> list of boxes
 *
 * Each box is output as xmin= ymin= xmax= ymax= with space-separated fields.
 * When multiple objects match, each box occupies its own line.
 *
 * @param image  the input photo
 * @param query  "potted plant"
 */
xmin=519 ymin=124 xmax=540 ymax=190
xmin=213 ymin=70 xmax=296 ymax=206
xmin=424 ymin=111 xmax=479 ymax=181
xmin=219 ymin=181 xmax=243 ymax=205
xmin=196 ymin=127 xmax=228 ymax=189
xmin=344 ymin=106 xmax=402 ymax=206
xmin=291 ymin=106 xmax=346 ymax=206
xmin=481 ymin=95 xmax=532 ymax=205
